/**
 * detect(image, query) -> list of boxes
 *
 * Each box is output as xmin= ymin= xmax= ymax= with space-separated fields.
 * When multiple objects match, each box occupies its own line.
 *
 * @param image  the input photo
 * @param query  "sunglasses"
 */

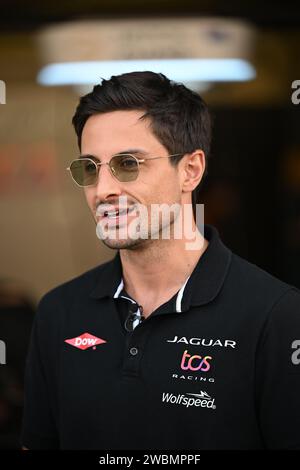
xmin=66 ymin=153 xmax=185 ymax=187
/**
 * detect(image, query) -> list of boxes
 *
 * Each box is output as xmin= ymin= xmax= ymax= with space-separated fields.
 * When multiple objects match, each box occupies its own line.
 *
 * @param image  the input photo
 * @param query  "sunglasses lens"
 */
xmin=110 ymin=154 xmax=139 ymax=182
xmin=70 ymin=159 xmax=97 ymax=186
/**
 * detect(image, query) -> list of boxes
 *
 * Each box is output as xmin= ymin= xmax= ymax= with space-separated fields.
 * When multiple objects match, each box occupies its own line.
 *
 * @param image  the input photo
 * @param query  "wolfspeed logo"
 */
xmin=162 ymin=390 xmax=216 ymax=409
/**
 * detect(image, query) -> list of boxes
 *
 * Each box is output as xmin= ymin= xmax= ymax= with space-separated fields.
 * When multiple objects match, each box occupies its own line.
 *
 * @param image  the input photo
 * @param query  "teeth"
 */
xmin=102 ymin=207 xmax=133 ymax=219
xmin=107 ymin=211 xmax=119 ymax=218
xmin=106 ymin=208 xmax=128 ymax=218
xmin=119 ymin=208 xmax=129 ymax=216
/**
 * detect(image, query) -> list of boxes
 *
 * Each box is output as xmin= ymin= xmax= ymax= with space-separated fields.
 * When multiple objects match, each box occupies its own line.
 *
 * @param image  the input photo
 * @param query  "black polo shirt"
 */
xmin=21 ymin=224 xmax=300 ymax=450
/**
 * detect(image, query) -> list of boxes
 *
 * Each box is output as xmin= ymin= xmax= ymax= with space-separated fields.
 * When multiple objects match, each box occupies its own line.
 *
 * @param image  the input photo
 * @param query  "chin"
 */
xmin=100 ymin=236 xmax=147 ymax=251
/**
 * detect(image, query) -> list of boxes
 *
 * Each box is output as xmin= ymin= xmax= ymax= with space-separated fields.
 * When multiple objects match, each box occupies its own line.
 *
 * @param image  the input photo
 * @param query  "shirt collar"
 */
xmin=89 ymin=224 xmax=232 ymax=309
xmin=113 ymin=273 xmax=191 ymax=313
xmin=180 ymin=224 xmax=232 ymax=310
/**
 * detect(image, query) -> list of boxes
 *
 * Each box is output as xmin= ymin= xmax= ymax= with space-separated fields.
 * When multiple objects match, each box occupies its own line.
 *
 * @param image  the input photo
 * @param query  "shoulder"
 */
xmin=44 ymin=258 xmax=112 ymax=299
xmin=230 ymin=251 xmax=296 ymax=292
xmin=229 ymin=252 xmax=300 ymax=313
xmin=35 ymin=257 xmax=115 ymax=326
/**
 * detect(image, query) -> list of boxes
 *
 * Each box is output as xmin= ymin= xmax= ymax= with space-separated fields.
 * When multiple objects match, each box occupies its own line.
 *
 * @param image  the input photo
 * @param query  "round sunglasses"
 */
xmin=66 ymin=153 xmax=185 ymax=187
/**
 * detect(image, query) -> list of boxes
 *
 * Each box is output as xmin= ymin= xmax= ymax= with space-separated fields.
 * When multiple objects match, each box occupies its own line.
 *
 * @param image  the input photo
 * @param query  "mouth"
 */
xmin=104 ymin=207 xmax=130 ymax=219
xmin=96 ymin=206 xmax=136 ymax=224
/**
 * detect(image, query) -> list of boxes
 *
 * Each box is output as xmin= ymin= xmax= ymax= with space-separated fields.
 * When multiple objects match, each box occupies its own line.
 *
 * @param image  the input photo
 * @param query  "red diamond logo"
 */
xmin=64 ymin=332 xmax=107 ymax=350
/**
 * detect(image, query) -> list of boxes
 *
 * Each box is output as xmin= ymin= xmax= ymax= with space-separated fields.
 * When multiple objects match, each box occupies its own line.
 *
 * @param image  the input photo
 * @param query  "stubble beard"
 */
xmin=96 ymin=209 xmax=179 ymax=251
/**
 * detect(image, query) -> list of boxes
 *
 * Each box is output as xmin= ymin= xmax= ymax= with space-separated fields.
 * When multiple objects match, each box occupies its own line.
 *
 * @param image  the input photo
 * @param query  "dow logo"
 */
xmin=0 ymin=340 xmax=6 ymax=365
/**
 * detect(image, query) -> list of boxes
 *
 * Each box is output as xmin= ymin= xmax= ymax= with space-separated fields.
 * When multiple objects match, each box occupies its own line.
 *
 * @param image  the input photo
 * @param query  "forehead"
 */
xmin=81 ymin=110 xmax=161 ymax=154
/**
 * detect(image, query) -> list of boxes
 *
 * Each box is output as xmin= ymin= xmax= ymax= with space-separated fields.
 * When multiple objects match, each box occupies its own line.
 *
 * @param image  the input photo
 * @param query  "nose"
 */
xmin=94 ymin=161 xmax=123 ymax=201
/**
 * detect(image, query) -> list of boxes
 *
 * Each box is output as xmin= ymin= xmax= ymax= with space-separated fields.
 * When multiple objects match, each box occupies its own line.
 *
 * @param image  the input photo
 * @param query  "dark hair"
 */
xmin=72 ymin=71 xmax=212 ymax=218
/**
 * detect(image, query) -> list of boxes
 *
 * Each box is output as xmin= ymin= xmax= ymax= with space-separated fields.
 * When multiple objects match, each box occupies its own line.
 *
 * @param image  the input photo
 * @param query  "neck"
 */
xmin=119 ymin=223 xmax=209 ymax=306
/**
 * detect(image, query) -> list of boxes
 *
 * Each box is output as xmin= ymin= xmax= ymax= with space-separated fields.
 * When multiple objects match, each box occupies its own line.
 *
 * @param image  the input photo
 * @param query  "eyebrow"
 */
xmin=79 ymin=148 xmax=148 ymax=161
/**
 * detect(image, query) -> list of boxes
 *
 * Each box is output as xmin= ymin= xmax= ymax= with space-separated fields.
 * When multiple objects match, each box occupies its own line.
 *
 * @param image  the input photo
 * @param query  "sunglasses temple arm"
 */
xmin=141 ymin=154 xmax=184 ymax=162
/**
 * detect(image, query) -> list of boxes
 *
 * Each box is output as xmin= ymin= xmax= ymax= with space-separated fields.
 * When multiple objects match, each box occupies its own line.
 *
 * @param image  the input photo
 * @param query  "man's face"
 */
xmin=81 ymin=110 xmax=186 ymax=250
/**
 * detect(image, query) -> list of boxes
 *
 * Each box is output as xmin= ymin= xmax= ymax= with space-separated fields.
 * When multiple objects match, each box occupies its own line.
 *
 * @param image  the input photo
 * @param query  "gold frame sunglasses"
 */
xmin=66 ymin=153 xmax=186 ymax=187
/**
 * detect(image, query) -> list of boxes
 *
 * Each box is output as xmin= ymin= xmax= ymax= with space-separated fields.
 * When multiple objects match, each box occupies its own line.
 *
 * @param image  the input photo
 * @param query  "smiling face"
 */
xmin=81 ymin=110 xmax=199 ymax=250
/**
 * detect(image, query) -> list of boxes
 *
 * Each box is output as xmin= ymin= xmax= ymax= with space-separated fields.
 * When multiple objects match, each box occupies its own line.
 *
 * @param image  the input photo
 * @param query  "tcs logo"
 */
xmin=180 ymin=349 xmax=212 ymax=372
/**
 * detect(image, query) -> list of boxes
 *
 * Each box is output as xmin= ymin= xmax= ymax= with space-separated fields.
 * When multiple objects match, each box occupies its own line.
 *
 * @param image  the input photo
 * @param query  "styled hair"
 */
xmin=72 ymin=71 xmax=212 ymax=218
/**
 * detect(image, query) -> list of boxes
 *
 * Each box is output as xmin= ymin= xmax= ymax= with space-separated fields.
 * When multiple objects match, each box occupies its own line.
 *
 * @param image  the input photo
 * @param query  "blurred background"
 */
xmin=0 ymin=0 xmax=299 ymax=448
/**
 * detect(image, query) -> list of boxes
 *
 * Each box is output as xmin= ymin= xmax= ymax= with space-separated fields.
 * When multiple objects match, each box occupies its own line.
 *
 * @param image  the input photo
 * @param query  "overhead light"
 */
xmin=37 ymin=58 xmax=255 ymax=86
xmin=36 ymin=18 xmax=257 ymax=87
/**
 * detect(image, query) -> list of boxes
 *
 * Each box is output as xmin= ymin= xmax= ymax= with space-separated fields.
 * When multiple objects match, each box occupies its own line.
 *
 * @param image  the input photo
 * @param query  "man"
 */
xmin=21 ymin=71 xmax=300 ymax=450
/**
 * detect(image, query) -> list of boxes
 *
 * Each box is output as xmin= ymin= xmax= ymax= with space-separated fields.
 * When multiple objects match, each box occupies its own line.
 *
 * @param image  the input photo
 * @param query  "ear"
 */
xmin=181 ymin=150 xmax=206 ymax=193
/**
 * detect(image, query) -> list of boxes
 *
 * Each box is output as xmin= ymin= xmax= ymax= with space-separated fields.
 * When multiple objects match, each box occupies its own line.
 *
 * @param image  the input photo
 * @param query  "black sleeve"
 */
xmin=20 ymin=297 xmax=60 ymax=449
xmin=255 ymin=287 xmax=300 ymax=449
